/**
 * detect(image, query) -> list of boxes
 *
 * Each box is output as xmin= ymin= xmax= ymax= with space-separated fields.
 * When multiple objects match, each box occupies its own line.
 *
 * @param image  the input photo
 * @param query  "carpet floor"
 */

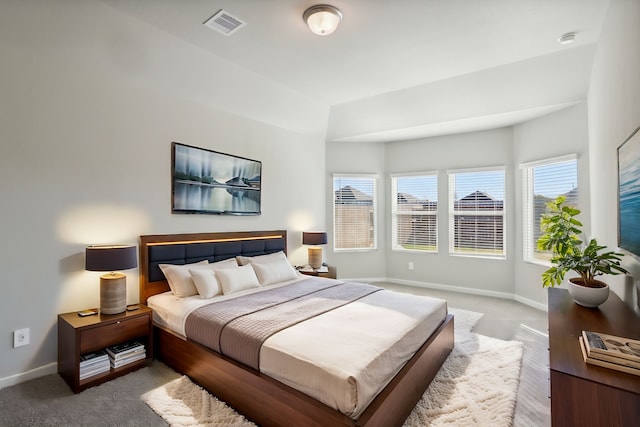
xmin=141 ymin=308 xmax=524 ymax=427
xmin=512 ymin=325 xmax=551 ymax=427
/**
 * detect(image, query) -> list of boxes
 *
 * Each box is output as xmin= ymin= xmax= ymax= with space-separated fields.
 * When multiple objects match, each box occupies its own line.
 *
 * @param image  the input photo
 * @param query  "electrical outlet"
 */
xmin=14 ymin=328 xmax=29 ymax=348
xmin=408 ymin=262 xmax=414 ymax=271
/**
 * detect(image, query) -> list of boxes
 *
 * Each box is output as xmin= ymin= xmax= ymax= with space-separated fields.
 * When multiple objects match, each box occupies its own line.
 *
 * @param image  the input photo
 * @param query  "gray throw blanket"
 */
xmin=185 ymin=278 xmax=382 ymax=369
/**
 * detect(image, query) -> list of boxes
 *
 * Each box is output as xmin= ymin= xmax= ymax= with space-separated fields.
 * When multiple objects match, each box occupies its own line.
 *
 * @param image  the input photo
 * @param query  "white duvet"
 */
xmin=148 ymin=276 xmax=447 ymax=419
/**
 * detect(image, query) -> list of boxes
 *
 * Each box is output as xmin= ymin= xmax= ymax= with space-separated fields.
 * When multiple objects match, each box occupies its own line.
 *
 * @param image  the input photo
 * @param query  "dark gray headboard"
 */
xmin=139 ymin=230 xmax=287 ymax=303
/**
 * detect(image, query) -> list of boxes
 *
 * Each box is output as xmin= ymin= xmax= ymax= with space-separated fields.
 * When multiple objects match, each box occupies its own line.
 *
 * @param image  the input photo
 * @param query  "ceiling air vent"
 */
xmin=203 ymin=9 xmax=246 ymax=36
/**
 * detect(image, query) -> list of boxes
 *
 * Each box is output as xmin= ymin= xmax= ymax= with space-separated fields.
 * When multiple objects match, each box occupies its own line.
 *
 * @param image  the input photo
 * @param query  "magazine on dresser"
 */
xmin=582 ymin=330 xmax=640 ymax=365
xmin=579 ymin=336 xmax=640 ymax=377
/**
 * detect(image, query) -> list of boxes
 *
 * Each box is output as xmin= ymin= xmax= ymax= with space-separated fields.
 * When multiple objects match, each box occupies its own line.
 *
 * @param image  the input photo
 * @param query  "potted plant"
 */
xmin=537 ymin=195 xmax=629 ymax=307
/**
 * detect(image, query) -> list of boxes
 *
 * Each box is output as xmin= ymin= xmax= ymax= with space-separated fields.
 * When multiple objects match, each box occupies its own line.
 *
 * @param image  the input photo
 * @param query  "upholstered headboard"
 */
xmin=139 ymin=230 xmax=287 ymax=304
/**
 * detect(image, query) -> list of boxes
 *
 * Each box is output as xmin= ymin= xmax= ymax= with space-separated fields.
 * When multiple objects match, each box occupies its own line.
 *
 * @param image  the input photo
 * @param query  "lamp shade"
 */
xmin=302 ymin=232 xmax=327 ymax=246
xmin=85 ymin=245 xmax=137 ymax=272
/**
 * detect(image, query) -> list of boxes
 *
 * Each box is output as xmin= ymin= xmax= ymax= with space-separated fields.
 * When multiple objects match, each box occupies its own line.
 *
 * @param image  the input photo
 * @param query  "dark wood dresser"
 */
xmin=548 ymin=287 xmax=640 ymax=426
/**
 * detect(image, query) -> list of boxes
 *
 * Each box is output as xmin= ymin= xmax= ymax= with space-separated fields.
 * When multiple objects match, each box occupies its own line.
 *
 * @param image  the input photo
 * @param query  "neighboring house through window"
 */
xmin=448 ymin=167 xmax=506 ymax=258
xmin=333 ymin=174 xmax=377 ymax=251
xmin=391 ymin=173 xmax=438 ymax=252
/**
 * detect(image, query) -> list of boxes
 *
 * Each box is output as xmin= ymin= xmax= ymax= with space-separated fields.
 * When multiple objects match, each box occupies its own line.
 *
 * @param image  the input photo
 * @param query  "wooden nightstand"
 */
xmin=299 ymin=266 xmax=337 ymax=279
xmin=58 ymin=305 xmax=153 ymax=393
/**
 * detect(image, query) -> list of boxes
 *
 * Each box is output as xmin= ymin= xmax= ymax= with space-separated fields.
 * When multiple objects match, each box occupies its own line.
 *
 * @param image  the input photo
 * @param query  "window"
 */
xmin=448 ymin=167 xmax=506 ymax=258
xmin=333 ymin=174 xmax=377 ymax=251
xmin=522 ymin=155 xmax=578 ymax=263
xmin=391 ymin=173 xmax=438 ymax=252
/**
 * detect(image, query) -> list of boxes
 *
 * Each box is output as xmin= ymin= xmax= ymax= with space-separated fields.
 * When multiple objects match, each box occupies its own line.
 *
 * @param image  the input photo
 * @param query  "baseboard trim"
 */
xmin=342 ymin=276 xmax=548 ymax=311
xmin=393 ymin=278 xmax=516 ymax=299
xmin=513 ymin=294 xmax=548 ymax=311
xmin=0 ymin=362 xmax=57 ymax=390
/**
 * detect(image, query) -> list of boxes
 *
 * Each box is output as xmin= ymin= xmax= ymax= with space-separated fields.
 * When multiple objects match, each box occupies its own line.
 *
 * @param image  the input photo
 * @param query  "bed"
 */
xmin=139 ymin=230 xmax=454 ymax=427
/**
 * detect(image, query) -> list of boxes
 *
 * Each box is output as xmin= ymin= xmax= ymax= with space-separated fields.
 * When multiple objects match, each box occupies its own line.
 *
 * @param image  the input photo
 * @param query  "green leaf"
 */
xmin=536 ymin=195 xmax=628 ymax=289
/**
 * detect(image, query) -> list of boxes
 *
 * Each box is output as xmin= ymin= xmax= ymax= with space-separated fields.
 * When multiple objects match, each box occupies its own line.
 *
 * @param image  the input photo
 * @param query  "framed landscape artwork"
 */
xmin=172 ymin=142 xmax=262 ymax=215
xmin=618 ymin=126 xmax=640 ymax=258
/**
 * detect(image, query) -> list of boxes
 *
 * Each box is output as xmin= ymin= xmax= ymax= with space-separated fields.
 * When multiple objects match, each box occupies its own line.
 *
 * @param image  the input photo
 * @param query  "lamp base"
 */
xmin=308 ymin=247 xmax=323 ymax=269
xmin=100 ymin=273 xmax=126 ymax=315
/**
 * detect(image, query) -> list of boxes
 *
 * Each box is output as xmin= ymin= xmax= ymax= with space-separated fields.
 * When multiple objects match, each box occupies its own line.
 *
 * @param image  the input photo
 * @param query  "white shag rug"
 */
xmin=142 ymin=308 xmax=523 ymax=427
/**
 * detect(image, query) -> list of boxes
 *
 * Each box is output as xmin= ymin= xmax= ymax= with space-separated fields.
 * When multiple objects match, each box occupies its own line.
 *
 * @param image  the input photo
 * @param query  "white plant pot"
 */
xmin=568 ymin=279 xmax=610 ymax=308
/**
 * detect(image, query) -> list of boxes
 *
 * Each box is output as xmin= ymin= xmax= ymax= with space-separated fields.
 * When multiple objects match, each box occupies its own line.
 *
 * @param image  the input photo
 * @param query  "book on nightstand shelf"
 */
xmin=80 ymin=350 xmax=108 ymax=365
xmin=106 ymin=340 xmax=146 ymax=368
xmin=579 ymin=336 xmax=640 ymax=377
xmin=106 ymin=340 xmax=144 ymax=358
xmin=79 ymin=350 xmax=110 ymax=380
xmin=110 ymin=350 xmax=146 ymax=368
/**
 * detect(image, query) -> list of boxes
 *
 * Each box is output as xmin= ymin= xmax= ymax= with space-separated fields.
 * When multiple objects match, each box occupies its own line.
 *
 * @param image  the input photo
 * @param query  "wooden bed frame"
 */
xmin=140 ymin=230 xmax=454 ymax=427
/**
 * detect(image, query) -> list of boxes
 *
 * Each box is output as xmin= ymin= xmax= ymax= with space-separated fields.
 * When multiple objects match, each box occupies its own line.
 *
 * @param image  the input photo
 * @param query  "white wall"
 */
xmin=588 ymin=0 xmax=640 ymax=309
xmin=0 ymin=1 xmax=328 ymax=384
xmin=383 ymin=128 xmax=515 ymax=297
xmin=325 ymin=141 xmax=387 ymax=279
xmin=512 ymin=104 xmax=590 ymax=307
xmin=329 ymin=111 xmax=591 ymax=308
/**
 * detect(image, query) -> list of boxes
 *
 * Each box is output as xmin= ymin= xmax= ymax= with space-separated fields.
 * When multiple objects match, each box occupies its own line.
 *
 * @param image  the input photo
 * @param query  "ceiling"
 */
xmin=100 ymin=0 xmax=610 ymax=140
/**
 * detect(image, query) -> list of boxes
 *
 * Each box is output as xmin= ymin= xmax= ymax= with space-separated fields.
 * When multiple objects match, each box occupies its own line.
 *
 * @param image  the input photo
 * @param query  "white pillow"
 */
xmin=159 ymin=258 xmax=238 ymax=297
xmin=159 ymin=260 xmax=208 ymax=297
xmin=207 ymin=257 xmax=240 ymax=269
xmin=251 ymin=259 xmax=299 ymax=286
xmin=236 ymin=251 xmax=288 ymax=266
xmin=188 ymin=258 xmax=239 ymax=298
xmin=216 ymin=264 xmax=261 ymax=295
xmin=189 ymin=269 xmax=221 ymax=298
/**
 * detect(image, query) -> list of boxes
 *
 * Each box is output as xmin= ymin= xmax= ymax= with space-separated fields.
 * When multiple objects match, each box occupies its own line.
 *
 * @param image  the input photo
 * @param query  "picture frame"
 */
xmin=172 ymin=142 xmax=261 ymax=215
xmin=617 ymin=126 xmax=640 ymax=258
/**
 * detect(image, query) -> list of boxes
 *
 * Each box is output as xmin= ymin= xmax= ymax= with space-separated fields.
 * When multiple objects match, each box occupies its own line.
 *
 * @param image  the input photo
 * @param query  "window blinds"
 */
xmin=448 ymin=168 xmax=506 ymax=258
xmin=391 ymin=174 xmax=438 ymax=252
xmin=333 ymin=174 xmax=377 ymax=251
xmin=522 ymin=155 xmax=578 ymax=263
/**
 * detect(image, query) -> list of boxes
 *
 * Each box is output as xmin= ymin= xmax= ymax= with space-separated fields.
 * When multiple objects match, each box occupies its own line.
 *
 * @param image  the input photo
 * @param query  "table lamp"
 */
xmin=302 ymin=232 xmax=327 ymax=269
xmin=85 ymin=245 xmax=137 ymax=314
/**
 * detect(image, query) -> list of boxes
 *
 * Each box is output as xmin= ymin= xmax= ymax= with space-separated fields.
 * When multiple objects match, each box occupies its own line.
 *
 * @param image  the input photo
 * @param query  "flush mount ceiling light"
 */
xmin=558 ymin=32 xmax=576 ymax=45
xmin=303 ymin=4 xmax=342 ymax=36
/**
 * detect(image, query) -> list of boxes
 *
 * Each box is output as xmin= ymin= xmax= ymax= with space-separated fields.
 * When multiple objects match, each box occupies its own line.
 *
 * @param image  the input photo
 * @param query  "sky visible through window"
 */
xmin=333 ymin=178 xmax=374 ymax=195
xmin=338 ymin=174 xmax=508 ymax=201
xmin=395 ymin=172 xmax=506 ymax=201
xmin=397 ymin=175 xmax=437 ymax=201
xmin=533 ymin=161 xmax=578 ymax=197
xmin=453 ymin=171 xmax=504 ymax=201
xmin=337 ymin=165 xmax=577 ymax=202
